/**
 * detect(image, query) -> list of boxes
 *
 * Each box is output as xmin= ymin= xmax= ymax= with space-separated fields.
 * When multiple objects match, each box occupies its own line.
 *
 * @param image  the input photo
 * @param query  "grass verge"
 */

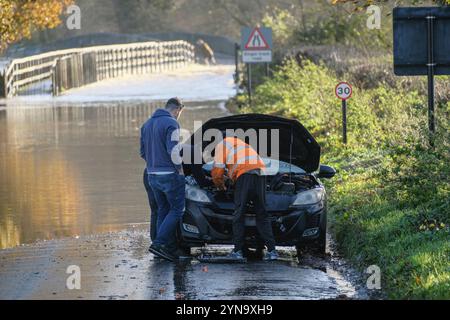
xmin=232 ymin=59 xmax=450 ymax=299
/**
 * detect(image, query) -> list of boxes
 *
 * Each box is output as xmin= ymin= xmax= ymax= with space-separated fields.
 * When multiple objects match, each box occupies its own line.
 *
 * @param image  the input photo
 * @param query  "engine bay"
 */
xmin=186 ymin=171 xmax=318 ymax=201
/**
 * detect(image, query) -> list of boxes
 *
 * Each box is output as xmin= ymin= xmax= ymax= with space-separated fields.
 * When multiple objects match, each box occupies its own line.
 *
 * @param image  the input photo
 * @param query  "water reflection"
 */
xmin=0 ymin=101 xmax=229 ymax=249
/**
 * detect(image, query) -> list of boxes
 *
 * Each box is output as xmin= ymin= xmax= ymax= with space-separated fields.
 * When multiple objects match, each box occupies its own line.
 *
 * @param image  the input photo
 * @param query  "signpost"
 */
xmin=241 ymin=27 xmax=273 ymax=64
xmin=234 ymin=43 xmax=241 ymax=93
xmin=335 ymin=82 xmax=353 ymax=145
xmin=393 ymin=7 xmax=450 ymax=144
xmin=241 ymin=27 xmax=273 ymax=105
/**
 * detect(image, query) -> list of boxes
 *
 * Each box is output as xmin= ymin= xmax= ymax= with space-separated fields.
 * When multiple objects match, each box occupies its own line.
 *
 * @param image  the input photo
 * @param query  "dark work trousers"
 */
xmin=233 ymin=173 xmax=276 ymax=252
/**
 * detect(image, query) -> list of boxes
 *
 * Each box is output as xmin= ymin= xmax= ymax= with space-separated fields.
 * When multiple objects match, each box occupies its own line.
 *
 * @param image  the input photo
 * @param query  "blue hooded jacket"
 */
xmin=140 ymin=109 xmax=182 ymax=174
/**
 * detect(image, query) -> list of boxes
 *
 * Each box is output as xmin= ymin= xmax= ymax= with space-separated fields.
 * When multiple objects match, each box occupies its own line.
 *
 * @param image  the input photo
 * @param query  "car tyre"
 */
xmin=316 ymin=210 xmax=328 ymax=255
xmin=297 ymin=211 xmax=327 ymax=258
xmin=314 ymin=232 xmax=326 ymax=255
xmin=310 ymin=211 xmax=327 ymax=256
xmin=295 ymin=243 xmax=306 ymax=259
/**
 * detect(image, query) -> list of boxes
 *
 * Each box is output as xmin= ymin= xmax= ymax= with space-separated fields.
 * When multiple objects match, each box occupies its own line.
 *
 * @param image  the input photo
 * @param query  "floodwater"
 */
xmin=0 ymin=101 xmax=230 ymax=249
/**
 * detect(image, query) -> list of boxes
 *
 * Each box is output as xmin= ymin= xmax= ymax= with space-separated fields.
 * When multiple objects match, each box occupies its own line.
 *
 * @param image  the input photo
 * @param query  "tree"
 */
xmin=111 ymin=0 xmax=175 ymax=33
xmin=0 ymin=0 xmax=73 ymax=52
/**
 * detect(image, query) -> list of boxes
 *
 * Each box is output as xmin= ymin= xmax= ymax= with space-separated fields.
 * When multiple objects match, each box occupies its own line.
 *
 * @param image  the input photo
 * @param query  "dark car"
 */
xmin=157 ymin=114 xmax=335 ymax=257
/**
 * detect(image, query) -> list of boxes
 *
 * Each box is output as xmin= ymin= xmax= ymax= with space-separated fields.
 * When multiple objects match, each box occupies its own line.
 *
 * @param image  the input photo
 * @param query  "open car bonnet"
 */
xmin=186 ymin=114 xmax=321 ymax=173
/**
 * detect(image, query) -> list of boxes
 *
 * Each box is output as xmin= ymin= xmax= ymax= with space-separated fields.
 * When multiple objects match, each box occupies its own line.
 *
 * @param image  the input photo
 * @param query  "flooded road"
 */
xmin=0 ymin=63 xmax=368 ymax=300
xmin=0 ymin=101 xmax=230 ymax=249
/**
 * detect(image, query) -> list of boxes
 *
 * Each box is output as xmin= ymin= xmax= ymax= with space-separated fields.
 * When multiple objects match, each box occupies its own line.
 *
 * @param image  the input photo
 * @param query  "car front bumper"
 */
xmin=179 ymin=200 xmax=326 ymax=248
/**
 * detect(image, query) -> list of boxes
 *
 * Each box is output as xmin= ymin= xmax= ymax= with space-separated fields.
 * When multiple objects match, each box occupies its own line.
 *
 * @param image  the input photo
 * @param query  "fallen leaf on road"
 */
xmin=175 ymin=293 xmax=185 ymax=300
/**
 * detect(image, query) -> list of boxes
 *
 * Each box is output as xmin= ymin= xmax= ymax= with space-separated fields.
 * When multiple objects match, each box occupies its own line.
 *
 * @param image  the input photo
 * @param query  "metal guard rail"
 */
xmin=1 ymin=40 xmax=195 ymax=98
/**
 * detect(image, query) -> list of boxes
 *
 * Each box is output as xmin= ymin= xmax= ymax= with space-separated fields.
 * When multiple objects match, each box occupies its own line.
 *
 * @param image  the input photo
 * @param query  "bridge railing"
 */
xmin=2 ymin=49 xmax=79 ymax=98
xmin=1 ymin=40 xmax=195 ymax=98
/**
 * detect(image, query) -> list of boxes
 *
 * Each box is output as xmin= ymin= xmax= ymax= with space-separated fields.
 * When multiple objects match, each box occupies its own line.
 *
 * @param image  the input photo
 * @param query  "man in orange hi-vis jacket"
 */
xmin=211 ymin=135 xmax=278 ymax=261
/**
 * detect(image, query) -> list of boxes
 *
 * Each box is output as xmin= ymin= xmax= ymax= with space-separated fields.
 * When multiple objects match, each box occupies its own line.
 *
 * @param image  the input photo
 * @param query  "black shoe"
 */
xmin=149 ymin=244 xmax=175 ymax=262
xmin=151 ymin=252 xmax=164 ymax=261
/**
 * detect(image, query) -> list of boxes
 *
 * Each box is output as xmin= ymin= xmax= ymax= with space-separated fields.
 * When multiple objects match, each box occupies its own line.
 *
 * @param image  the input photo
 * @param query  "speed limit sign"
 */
xmin=335 ymin=82 xmax=353 ymax=100
xmin=335 ymin=82 xmax=352 ymax=144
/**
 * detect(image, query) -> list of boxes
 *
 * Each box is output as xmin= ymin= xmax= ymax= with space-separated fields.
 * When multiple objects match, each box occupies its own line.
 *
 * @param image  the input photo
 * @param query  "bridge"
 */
xmin=0 ymin=40 xmax=195 ymax=99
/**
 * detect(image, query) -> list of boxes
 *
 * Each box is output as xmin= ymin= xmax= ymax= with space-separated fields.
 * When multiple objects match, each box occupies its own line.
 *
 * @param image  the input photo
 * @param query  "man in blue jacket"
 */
xmin=140 ymin=98 xmax=185 ymax=262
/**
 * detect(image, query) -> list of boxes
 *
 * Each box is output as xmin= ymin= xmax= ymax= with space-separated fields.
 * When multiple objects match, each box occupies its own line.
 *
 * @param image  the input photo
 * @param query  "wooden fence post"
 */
xmin=0 ymin=71 xmax=5 ymax=98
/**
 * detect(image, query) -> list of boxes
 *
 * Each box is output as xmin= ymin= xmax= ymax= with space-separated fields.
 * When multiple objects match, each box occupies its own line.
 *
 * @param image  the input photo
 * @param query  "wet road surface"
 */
xmin=0 ymin=230 xmax=367 ymax=300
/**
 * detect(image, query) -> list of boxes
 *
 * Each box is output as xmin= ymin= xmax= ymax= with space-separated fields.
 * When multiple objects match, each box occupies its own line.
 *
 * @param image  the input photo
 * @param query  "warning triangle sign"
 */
xmin=245 ymin=28 xmax=270 ymax=50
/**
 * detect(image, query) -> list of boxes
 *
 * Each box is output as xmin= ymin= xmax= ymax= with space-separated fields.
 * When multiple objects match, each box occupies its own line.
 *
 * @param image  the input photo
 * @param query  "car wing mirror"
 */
xmin=317 ymin=165 xmax=336 ymax=179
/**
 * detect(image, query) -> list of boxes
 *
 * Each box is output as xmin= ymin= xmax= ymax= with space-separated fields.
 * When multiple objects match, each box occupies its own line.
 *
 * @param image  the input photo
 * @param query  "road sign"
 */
xmin=393 ymin=7 xmax=450 ymax=141
xmin=394 ymin=7 xmax=450 ymax=76
xmin=335 ymin=82 xmax=353 ymax=101
xmin=335 ymin=82 xmax=353 ymax=144
xmin=241 ymin=27 xmax=272 ymax=63
xmin=245 ymin=28 xmax=270 ymax=50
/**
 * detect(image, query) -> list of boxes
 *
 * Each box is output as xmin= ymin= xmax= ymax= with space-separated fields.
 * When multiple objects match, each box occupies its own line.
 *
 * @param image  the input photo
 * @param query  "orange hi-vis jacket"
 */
xmin=211 ymin=137 xmax=266 ymax=188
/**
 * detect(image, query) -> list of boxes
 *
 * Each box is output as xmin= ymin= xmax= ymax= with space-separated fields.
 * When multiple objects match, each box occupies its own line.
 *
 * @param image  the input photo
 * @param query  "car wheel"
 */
xmin=296 ymin=236 xmax=326 ymax=258
xmin=309 ymin=211 xmax=327 ymax=255
xmin=314 ymin=232 xmax=326 ymax=255
xmin=296 ymin=241 xmax=305 ymax=255
xmin=297 ymin=211 xmax=327 ymax=257
xmin=316 ymin=210 xmax=328 ymax=255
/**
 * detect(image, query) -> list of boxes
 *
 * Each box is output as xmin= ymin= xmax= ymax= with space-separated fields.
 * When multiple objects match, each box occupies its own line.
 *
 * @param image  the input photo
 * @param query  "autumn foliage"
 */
xmin=0 ymin=0 xmax=73 ymax=52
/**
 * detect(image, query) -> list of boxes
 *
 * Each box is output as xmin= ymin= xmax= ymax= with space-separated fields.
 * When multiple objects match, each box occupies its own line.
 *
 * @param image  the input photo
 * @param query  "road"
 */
xmin=0 ymin=230 xmax=368 ymax=300
xmin=0 ymin=61 xmax=369 ymax=300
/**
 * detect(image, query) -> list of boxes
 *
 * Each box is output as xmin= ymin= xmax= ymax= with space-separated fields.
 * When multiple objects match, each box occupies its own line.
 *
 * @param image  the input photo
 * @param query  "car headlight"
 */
xmin=292 ymin=188 xmax=325 ymax=206
xmin=185 ymin=185 xmax=211 ymax=203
